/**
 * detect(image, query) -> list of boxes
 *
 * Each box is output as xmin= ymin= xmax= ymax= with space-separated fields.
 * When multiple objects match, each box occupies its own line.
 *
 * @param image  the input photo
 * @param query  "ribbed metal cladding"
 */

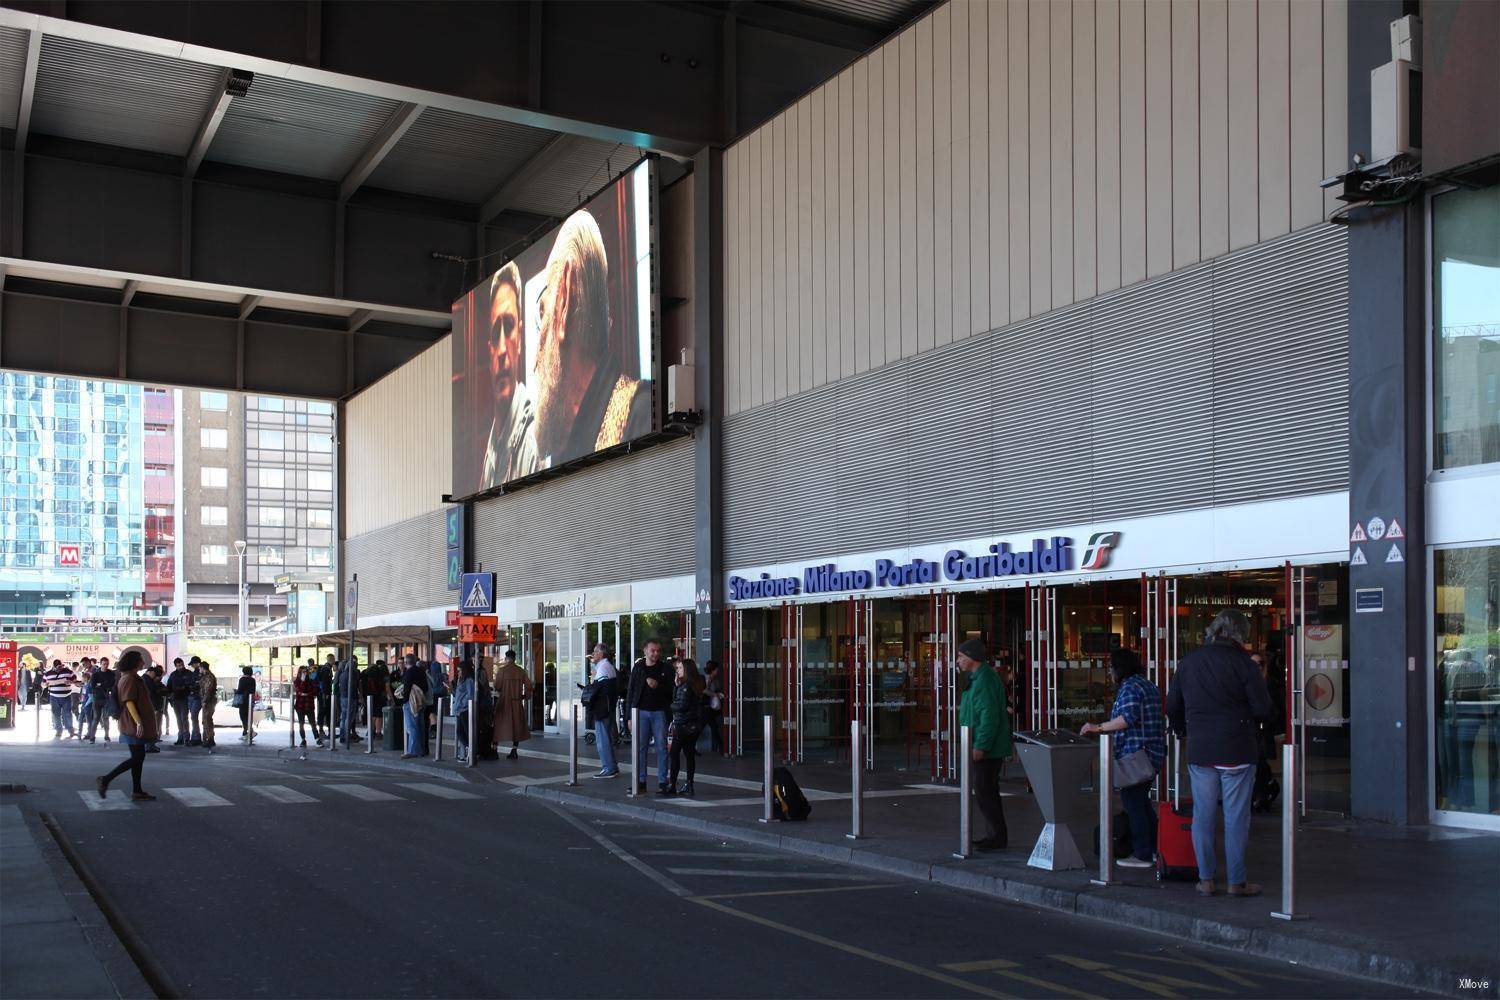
xmin=0 ymin=27 xmax=27 ymax=131
xmin=1212 ymin=224 xmax=1350 ymax=504
xmin=1091 ymin=263 xmax=1216 ymax=520
xmin=366 ymin=108 xmax=556 ymax=204
xmin=514 ymin=137 xmax=640 ymax=218
xmin=472 ymin=437 xmax=695 ymax=599
xmin=789 ymin=0 xmax=926 ymax=29
xmin=722 ymin=224 xmax=1351 ymax=570
xmin=31 ymin=35 xmax=222 ymax=155
xmin=209 ymin=75 xmax=401 ymax=180
xmin=345 ymin=508 xmax=450 ymax=619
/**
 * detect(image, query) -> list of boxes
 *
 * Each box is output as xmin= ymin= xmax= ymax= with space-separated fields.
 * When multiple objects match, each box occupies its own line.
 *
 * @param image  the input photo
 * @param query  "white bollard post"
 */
xmin=35 ymin=687 xmax=42 ymax=743
xmin=434 ymin=697 xmax=445 ymax=761
xmin=1091 ymin=732 xmax=1119 ymax=886
xmin=365 ymin=696 xmax=374 ymax=755
xmin=567 ymin=703 xmax=579 ymax=786
xmin=629 ymin=707 xmax=641 ymax=798
xmin=1271 ymin=742 xmax=1309 ymax=921
xmin=847 ymin=718 xmax=863 ymax=840
xmin=953 ymin=725 xmax=972 ymax=859
xmin=759 ymin=715 xmax=774 ymax=824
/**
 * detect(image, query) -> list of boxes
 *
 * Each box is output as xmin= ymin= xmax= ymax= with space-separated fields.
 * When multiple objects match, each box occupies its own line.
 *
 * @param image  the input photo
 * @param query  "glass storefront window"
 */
xmin=1434 ymin=545 xmax=1500 ymax=816
xmin=1433 ymin=183 xmax=1500 ymax=470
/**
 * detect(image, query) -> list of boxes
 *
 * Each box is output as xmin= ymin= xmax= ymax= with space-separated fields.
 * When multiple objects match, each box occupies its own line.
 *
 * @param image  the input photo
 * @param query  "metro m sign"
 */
xmin=57 ymin=545 xmax=80 ymax=567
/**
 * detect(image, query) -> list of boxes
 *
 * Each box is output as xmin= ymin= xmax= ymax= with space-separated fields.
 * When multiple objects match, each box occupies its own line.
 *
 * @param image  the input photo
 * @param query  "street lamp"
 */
xmin=234 ymin=540 xmax=248 ymax=635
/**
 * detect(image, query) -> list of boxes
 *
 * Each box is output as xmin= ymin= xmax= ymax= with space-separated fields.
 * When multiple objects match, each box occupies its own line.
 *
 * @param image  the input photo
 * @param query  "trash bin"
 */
xmin=383 ymin=705 xmax=403 ymax=751
xmin=0 ymin=697 xmax=13 ymax=729
xmin=1013 ymin=728 xmax=1097 ymax=871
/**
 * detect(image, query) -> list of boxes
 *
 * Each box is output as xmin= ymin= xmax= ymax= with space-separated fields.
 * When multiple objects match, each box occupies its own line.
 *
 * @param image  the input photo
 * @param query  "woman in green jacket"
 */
xmin=957 ymin=638 xmax=1011 ymax=851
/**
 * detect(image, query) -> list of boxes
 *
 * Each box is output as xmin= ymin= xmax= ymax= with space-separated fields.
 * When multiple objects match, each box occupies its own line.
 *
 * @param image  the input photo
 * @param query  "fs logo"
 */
xmin=1080 ymin=532 xmax=1121 ymax=571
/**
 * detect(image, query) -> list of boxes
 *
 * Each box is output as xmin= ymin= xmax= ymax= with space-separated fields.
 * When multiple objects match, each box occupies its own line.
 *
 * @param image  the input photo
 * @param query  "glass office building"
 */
xmin=0 ymin=373 xmax=146 ymax=623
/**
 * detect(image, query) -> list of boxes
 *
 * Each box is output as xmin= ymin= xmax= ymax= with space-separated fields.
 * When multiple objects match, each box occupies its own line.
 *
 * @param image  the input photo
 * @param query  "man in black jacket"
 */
xmin=627 ymin=638 xmax=673 ymax=795
xmin=1166 ymin=609 xmax=1274 ymax=899
xmin=168 ymin=658 xmax=198 ymax=745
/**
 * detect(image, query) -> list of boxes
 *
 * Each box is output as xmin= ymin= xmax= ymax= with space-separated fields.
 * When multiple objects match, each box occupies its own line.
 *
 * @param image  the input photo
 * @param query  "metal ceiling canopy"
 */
xmin=0 ymin=25 xmax=31 ymax=131
xmin=371 ymin=107 xmax=561 ymax=207
xmin=0 ymin=256 xmax=452 ymax=330
xmin=0 ymin=7 xmax=700 ymax=161
xmin=785 ymin=0 xmax=932 ymax=30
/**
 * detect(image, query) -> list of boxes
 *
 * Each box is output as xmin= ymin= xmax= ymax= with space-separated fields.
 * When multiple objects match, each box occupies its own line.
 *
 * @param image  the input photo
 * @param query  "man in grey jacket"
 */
xmin=1166 ymin=608 xmax=1274 ymax=898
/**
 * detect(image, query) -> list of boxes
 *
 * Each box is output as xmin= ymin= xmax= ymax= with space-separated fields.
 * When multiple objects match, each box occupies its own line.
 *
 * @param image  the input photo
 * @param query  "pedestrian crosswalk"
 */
xmin=74 ymin=780 xmax=481 ymax=812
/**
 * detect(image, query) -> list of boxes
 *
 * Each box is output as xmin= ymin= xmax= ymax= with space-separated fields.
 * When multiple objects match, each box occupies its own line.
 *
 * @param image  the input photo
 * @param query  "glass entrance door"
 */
xmin=542 ymin=624 xmax=560 ymax=733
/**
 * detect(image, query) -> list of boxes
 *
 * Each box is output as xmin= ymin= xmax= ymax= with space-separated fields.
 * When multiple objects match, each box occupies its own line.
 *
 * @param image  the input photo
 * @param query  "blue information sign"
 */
xmin=445 ymin=507 xmax=464 ymax=591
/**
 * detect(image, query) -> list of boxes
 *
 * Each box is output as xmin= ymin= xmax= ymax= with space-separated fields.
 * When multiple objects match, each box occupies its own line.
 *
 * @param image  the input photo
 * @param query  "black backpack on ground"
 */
xmin=771 ymin=766 xmax=811 ymax=822
xmin=1092 ymin=810 xmax=1133 ymax=859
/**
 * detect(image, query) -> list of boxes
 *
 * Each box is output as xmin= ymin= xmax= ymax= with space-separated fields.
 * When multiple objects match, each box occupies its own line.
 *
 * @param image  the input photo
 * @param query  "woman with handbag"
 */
xmin=1081 ymin=647 xmax=1165 ymax=870
xmin=293 ymin=665 xmax=322 ymax=747
xmin=235 ymin=666 xmax=257 ymax=742
xmin=662 ymin=658 xmax=704 ymax=797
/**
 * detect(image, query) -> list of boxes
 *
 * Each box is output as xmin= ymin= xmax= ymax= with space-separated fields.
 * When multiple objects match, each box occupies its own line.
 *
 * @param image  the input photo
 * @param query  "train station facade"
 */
xmin=0 ymin=0 xmax=1495 ymax=829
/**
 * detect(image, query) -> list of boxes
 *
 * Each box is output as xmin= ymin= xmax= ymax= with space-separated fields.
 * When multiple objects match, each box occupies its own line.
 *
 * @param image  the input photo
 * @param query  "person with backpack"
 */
xmin=663 ymin=658 xmax=704 ymax=797
xmin=86 ymin=659 xmax=117 ymax=744
xmin=95 ymin=650 xmax=158 ymax=802
xmin=399 ymin=654 xmax=430 ymax=758
xmin=168 ymin=657 xmax=199 ymax=746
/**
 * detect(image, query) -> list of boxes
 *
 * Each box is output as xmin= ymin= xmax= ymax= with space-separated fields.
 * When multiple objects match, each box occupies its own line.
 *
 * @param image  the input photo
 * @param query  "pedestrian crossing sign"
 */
xmin=460 ymin=572 xmax=495 ymax=613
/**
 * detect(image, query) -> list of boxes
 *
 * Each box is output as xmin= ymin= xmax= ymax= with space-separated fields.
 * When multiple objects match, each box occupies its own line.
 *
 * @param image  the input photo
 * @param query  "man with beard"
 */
xmin=532 ymin=209 xmax=651 ymax=466
xmin=480 ymin=261 xmax=540 ymax=487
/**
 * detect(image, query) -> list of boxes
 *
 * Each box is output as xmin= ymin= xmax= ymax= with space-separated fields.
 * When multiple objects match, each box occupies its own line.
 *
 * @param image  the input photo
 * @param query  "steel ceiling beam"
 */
xmin=346 ymin=309 xmax=374 ymax=334
xmin=184 ymin=69 xmax=250 ymax=178
xmin=0 ymin=9 xmax=702 ymax=161
xmin=14 ymin=28 xmax=42 ymax=156
xmin=339 ymin=102 xmax=424 ymax=203
xmin=477 ymin=133 xmax=575 ymax=225
xmin=238 ymin=294 xmax=263 ymax=320
xmin=120 ymin=280 xmax=140 ymax=307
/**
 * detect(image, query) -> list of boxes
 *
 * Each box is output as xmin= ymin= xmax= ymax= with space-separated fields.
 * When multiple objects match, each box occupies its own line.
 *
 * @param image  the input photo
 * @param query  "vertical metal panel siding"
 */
xmin=345 ymin=509 xmax=449 ymax=618
xmin=723 ymin=226 xmax=1349 ymax=568
xmin=472 ymin=437 xmax=696 ymax=599
xmin=345 ymin=338 xmax=452 ymax=538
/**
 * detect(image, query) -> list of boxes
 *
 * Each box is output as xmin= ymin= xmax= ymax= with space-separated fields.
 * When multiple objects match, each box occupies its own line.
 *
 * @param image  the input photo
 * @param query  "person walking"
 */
xmin=43 ymin=660 xmax=78 ymax=740
xmin=583 ymin=644 xmax=619 ymax=777
xmin=956 ymin=638 xmax=1011 ymax=851
xmin=1082 ymin=648 xmax=1166 ymax=869
xmin=235 ymin=667 xmax=257 ymax=743
xmin=627 ymin=638 xmax=673 ymax=795
xmin=700 ymin=660 xmax=725 ymax=754
xmin=293 ymin=665 xmax=321 ymax=747
xmin=78 ymin=664 xmax=95 ymax=737
xmin=85 ymin=659 xmax=117 ymax=744
xmin=453 ymin=662 xmax=475 ymax=763
xmin=95 ymin=651 xmax=158 ymax=801
xmin=492 ymin=649 xmax=532 ymax=760
xmin=17 ymin=664 xmax=29 ymax=712
xmin=1165 ymin=608 xmax=1274 ymax=898
xmin=197 ymin=659 xmax=218 ymax=750
xmin=664 ymin=658 xmax=704 ymax=796
xmin=168 ymin=657 xmax=197 ymax=746
xmin=399 ymin=654 xmax=430 ymax=758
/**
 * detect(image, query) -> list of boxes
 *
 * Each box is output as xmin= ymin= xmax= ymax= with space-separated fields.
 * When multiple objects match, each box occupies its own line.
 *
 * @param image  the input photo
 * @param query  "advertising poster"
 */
xmin=11 ymin=636 xmax=167 ymax=676
xmin=451 ymin=159 xmax=656 ymax=498
xmin=1302 ymin=624 xmax=1345 ymax=725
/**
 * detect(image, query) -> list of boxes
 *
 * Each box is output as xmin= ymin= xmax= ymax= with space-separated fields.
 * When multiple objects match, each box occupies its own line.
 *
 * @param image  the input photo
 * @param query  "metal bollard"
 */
xmin=329 ymin=696 xmax=337 ymax=754
xmin=628 ymin=708 xmax=641 ymax=797
xmin=847 ymin=719 xmax=863 ymax=840
xmin=365 ymin=696 xmax=374 ymax=755
xmin=468 ymin=698 xmax=477 ymax=769
xmin=434 ymin=697 xmax=445 ymax=761
xmin=1271 ymin=742 xmax=1309 ymax=921
xmin=567 ymin=703 xmax=579 ymax=786
xmin=759 ymin=715 xmax=773 ymax=824
xmin=953 ymin=725 xmax=972 ymax=859
xmin=1090 ymin=732 xmax=1119 ymax=886
xmin=289 ymin=692 xmax=296 ymax=749
xmin=35 ymin=690 xmax=41 ymax=743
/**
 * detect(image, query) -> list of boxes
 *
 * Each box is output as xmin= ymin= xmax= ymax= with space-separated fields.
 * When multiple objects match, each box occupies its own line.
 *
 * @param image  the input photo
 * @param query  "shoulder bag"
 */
xmin=1111 ymin=748 xmax=1156 ymax=788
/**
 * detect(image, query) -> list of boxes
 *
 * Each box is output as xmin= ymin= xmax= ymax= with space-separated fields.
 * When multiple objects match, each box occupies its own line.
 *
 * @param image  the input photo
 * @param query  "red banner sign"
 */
xmin=458 ymin=616 xmax=497 ymax=644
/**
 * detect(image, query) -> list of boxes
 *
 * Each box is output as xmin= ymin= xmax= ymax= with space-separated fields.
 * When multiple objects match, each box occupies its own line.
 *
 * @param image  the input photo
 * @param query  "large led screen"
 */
xmin=452 ymin=159 xmax=657 ymax=498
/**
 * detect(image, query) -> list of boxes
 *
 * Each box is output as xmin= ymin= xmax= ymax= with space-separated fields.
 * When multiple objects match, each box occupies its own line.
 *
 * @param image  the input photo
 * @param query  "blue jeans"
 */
xmin=186 ymin=695 xmax=202 ymax=740
xmin=1189 ymin=764 xmax=1255 ymax=884
xmin=403 ymin=703 xmax=426 ymax=756
xmin=636 ymin=709 xmax=668 ymax=787
xmin=50 ymin=696 xmax=74 ymax=735
xmin=594 ymin=719 xmax=617 ymax=773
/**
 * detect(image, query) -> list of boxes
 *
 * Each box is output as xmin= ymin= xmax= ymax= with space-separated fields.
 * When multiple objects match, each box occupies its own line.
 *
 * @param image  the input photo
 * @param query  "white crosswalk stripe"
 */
xmin=164 ymin=787 xmax=233 ymax=808
xmin=78 ymin=789 xmax=135 ymax=811
xmin=395 ymin=782 xmax=481 ymax=800
xmin=326 ymin=783 xmax=405 ymax=802
xmin=247 ymin=784 xmax=318 ymax=804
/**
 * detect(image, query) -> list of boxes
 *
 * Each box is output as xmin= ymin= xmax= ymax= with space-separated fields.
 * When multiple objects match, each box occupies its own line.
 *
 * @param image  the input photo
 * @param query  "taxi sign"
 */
xmin=458 ymin=615 xmax=497 ymax=644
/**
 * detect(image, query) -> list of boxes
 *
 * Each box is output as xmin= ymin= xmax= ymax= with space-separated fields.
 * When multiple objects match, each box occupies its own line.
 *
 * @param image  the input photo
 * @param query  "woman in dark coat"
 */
xmin=664 ymin=658 xmax=704 ymax=797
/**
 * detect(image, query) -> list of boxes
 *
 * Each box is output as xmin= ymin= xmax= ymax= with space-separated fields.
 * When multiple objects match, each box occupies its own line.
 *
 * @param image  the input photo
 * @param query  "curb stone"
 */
xmin=522 ymin=783 xmax=1470 ymax=997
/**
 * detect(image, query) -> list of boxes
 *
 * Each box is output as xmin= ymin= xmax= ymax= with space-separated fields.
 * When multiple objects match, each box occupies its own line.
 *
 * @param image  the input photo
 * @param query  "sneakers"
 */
xmin=1227 ymin=882 xmax=1262 ymax=897
xmin=507 ymin=748 xmax=519 ymax=760
xmin=1117 ymin=856 xmax=1153 ymax=869
xmin=678 ymin=781 xmax=695 ymax=796
xmin=593 ymin=770 xmax=620 ymax=779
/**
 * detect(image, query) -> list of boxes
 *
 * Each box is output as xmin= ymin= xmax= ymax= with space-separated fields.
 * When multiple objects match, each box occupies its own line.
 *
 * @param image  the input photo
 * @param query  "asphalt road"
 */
xmin=1 ymin=743 xmax=1422 ymax=1000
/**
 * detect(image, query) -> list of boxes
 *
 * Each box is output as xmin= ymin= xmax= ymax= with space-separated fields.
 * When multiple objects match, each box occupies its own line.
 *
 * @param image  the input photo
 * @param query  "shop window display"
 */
xmin=1434 ymin=545 xmax=1500 ymax=816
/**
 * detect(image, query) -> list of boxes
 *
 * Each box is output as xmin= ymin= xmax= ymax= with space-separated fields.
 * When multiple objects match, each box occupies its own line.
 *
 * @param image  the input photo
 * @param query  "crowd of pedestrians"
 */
xmin=29 ymin=655 xmax=220 ymax=753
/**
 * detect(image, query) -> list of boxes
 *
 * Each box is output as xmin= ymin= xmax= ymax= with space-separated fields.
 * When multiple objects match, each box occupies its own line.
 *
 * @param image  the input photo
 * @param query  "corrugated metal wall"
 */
xmin=723 ymin=224 xmax=1349 ymax=568
xmin=345 ymin=508 xmax=450 ymax=618
xmin=473 ymin=437 xmax=696 ymax=599
xmin=722 ymin=0 xmax=1350 ymax=415
xmin=344 ymin=337 xmax=452 ymax=538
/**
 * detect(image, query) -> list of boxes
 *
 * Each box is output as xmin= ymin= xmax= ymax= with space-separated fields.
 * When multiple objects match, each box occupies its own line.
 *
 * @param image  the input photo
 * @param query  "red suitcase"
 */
xmin=1155 ymin=798 xmax=1198 ymax=881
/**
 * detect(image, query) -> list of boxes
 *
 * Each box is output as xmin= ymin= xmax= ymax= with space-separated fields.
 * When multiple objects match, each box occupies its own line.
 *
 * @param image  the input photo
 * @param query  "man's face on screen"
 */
xmin=488 ymin=281 xmax=522 ymax=404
